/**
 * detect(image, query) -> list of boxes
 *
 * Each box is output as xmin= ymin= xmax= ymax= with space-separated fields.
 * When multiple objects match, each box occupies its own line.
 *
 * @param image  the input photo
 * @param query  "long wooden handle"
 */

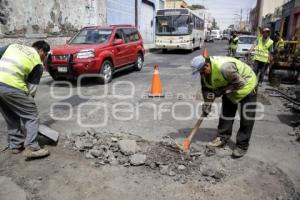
xmin=187 ymin=114 xmax=205 ymax=141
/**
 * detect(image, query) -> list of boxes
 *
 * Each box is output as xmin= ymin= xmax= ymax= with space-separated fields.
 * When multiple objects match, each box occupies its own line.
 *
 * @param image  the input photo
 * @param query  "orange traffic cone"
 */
xmin=149 ymin=64 xmax=164 ymax=97
xmin=202 ymin=48 xmax=209 ymax=58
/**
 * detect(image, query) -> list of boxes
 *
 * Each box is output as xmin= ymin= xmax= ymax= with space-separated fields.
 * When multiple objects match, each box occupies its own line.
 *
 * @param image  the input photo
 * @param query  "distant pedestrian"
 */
xmin=0 ymin=41 xmax=50 ymax=159
xmin=228 ymin=31 xmax=239 ymax=57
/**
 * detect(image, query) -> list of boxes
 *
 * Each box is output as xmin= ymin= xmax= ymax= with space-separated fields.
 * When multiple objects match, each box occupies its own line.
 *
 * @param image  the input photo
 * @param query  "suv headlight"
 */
xmin=77 ymin=49 xmax=95 ymax=59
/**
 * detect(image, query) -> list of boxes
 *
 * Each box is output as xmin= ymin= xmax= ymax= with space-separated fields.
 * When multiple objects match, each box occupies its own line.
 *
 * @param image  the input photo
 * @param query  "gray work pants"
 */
xmin=253 ymin=60 xmax=268 ymax=83
xmin=0 ymin=90 xmax=40 ymax=149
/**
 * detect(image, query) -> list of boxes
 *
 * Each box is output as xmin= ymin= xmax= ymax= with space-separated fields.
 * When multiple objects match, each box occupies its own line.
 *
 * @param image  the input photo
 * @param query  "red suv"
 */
xmin=47 ymin=25 xmax=145 ymax=84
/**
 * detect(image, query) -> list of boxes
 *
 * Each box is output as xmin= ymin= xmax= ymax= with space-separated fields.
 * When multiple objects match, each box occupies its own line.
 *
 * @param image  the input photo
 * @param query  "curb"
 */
xmin=145 ymin=47 xmax=160 ymax=54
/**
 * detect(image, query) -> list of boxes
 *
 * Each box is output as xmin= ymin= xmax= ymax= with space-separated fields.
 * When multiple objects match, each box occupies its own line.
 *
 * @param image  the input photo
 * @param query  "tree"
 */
xmin=228 ymin=24 xmax=235 ymax=29
xmin=188 ymin=4 xmax=205 ymax=10
xmin=212 ymin=18 xmax=219 ymax=29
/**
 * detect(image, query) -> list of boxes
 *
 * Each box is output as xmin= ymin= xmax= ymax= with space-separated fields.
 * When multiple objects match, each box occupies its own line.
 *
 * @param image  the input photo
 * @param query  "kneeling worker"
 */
xmin=0 ymin=41 xmax=50 ymax=159
xmin=191 ymin=55 xmax=257 ymax=158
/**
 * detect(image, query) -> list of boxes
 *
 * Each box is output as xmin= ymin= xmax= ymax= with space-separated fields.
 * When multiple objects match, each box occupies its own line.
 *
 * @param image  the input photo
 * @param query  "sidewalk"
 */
xmin=144 ymin=43 xmax=157 ymax=54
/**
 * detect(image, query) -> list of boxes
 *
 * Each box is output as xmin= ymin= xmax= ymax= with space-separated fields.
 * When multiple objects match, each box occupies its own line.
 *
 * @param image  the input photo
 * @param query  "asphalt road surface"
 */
xmin=0 ymin=40 xmax=299 ymax=200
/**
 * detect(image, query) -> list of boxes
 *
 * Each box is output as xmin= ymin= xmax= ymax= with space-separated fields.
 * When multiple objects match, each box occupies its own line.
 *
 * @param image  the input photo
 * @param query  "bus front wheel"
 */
xmin=189 ymin=43 xmax=194 ymax=53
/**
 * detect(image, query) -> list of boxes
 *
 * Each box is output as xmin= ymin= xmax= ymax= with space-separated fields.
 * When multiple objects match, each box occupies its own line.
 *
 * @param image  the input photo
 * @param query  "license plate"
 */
xmin=57 ymin=67 xmax=68 ymax=72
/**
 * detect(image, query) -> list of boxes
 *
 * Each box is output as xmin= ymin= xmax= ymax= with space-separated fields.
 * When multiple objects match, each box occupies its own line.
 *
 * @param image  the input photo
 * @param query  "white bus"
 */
xmin=155 ymin=8 xmax=205 ymax=52
xmin=211 ymin=29 xmax=221 ymax=40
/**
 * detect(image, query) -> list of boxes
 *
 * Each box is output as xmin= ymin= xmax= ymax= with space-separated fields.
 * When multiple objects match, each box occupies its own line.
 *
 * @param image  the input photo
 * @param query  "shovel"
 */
xmin=178 ymin=113 xmax=206 ymax=153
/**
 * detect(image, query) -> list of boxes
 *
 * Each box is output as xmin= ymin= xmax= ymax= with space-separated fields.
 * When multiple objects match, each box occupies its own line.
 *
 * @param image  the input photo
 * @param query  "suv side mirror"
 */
xmin=114 ymin=39 xmax=123 ymax=45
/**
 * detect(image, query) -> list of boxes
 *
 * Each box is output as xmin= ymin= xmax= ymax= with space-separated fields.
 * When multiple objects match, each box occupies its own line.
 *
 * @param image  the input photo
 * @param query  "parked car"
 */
xmin=47 ymin=25 xmax=145 ymax=84
xmin=205 ymin=34 xmax=214 ymax=43
xmin=235 ymin=35 xmax=257 ymax=59
xmin=222 ymin=33 xmax=229 ymax=40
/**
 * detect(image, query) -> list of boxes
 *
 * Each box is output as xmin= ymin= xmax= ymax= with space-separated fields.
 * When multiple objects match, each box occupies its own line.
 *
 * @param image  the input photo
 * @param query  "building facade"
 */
xmin=282 ymin=0 xmax=295 ymax=38
xmin=0 ymin=0 xmax=106 ymax=37
xmin=290 ymin=0 xmax=300 ymax=39
xmin=0 ymin=0 xmax=165 ymax=45
xmin=250 ymin=0 xmax=285 ymax=33
xmin=165 ymin=0 xmax=187 ymax=9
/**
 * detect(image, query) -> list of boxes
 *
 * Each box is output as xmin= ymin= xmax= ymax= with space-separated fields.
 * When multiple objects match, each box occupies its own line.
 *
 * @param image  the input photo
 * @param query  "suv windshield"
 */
xmin=69 ymin=29 xmax=112 ymax=44
xmin=156 ymin=15 xmax=190 ymax=35
xmin=238 ymin=36 xmax=257 ymax=44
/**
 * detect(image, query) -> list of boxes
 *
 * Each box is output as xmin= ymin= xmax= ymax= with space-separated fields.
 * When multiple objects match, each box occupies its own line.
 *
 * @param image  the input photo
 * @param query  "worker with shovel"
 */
xmin=0 ymin=41 xmax=50 ymax=159
xmin=191 ymin=55 xmax=257 ymax=158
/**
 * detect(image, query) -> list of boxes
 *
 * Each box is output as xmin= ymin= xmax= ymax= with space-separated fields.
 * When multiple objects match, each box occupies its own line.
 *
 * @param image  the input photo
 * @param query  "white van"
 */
xmin=211 ymin=30 xmax=221 ymax=40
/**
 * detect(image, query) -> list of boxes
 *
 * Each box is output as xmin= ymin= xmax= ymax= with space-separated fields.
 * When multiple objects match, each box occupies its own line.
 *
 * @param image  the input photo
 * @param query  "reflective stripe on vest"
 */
xmin=254 ymin=37 xmax=273 ymax=63
xmin=275 ymin=38 xmax=284 ymax=49
xmin=0 ymin=57 xmax=26 ymax=74
xmin=203 ymin=56 xmax=257 ymax=104
xmin=0 ymin=66 xmax=18 ymax=77
xmin=0 ymin=44 xmax=42 ymax=92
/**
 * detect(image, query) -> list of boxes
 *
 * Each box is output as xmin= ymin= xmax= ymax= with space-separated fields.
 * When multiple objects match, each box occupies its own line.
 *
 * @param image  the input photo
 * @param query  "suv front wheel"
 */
xmin=99 ymin=60 xmax=113 ymax=84
xmin=134 ymin=53 xmax=143 ymax=71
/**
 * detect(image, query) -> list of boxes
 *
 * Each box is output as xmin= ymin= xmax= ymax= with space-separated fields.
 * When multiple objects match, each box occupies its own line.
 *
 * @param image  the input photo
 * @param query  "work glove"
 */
xmin=203 ymin=91 xmax=216 ymax=101
xmin=214 ymin=89 xmax=224 ymax=98
xmin=202 ymin=102 xmax=212 ymax=117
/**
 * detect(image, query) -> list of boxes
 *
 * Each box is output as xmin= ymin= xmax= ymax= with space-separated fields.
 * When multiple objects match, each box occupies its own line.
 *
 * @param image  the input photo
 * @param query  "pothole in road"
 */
xmin=63 ymin=130 xmax=298 ymax=199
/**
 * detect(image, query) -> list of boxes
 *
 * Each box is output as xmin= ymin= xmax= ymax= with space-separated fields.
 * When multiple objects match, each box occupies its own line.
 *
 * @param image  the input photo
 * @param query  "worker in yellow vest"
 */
xmin=249 ymin=27 xmax=273 ymax=86
xmin=191 ymin=55 xmax=257 ymax=158
xmin=273 ymin=31 xmax=285 ymax=53
xmin=0 ymin=41 xmax=50 ymax=159
xmin=228 ymin=31 xmax=239 ymax=57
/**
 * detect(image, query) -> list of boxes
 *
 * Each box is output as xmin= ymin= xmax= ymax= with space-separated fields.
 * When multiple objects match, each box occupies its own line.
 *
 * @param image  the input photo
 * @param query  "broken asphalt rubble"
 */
xmin=64 ymin=130 xmax=229 ymax=185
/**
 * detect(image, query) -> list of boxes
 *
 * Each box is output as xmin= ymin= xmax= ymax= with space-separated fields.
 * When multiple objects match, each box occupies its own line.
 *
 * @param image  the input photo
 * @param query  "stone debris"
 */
xmin=159 ymin=165 xmax=169 ymax=175
xmin=130 ymin=153 xmax=147 ymax=166
xmin=118 ymin=139 xmax=138 ymax=155
xmin=288 ymin=126 xmax=300 ymax=142
xmin=65 ymin=130 xmax=230 ymax=185
xmin=204 ymin=146 xmax=216 ymax=157
xmin=201 ymin=168 xmax=215 ymax=177
xmin=168 ymin=171 xmax=176 ymax=176
xmin=89 ymin=149 xmax=103 ymax=158
xmin=177 ymin=165 xmax=186 ymax=171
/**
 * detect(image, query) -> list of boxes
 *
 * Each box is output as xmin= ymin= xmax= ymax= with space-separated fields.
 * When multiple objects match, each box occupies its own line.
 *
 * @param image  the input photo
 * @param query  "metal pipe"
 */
xmin=266 ymin=88 xmax=300 ymax=106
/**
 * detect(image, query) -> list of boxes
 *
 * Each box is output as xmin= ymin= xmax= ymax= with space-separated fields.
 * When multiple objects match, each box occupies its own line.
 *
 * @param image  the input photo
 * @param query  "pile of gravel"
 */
xmin=64 ymin=130 xmax=230 ymax=184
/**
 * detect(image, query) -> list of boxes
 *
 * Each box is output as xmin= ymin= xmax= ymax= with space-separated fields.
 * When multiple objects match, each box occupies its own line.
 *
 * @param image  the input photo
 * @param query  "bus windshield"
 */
xmin=156 ymin=15 xmax=191 ymax=35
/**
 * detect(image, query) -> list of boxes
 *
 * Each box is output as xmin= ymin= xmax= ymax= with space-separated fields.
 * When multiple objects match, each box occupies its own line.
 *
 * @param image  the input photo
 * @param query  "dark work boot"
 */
xmin=231 ymin=147 xmax=247 ymax=158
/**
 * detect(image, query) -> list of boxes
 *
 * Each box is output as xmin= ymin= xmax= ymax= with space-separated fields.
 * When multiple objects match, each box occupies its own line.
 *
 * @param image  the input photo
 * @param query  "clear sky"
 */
xmin=186 ymin=0 xmax=257 ymax=30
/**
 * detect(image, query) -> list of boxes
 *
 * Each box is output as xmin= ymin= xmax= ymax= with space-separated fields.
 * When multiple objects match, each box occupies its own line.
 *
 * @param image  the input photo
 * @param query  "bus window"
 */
xmin=156 ymin=15 xmax=190 ymax=35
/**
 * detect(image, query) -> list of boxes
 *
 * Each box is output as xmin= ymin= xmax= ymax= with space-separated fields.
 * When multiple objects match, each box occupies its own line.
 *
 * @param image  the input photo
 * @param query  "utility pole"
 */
xmin=246 ymin=8 xmax=250 ymax=31
xmin=240 ymin=9 xmax=243 ymax=31
xmin=135 ymin=0 xmax=138 ymax=27
xmin=174 ymin=0 xmax=176 ymax=8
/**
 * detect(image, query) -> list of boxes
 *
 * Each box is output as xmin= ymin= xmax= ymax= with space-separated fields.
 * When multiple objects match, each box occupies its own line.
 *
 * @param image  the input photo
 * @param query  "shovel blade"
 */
xmin=38 ymin=124 xmax=59 ymax=142
xmin=181 ymin=139 xmax=191 ymax=153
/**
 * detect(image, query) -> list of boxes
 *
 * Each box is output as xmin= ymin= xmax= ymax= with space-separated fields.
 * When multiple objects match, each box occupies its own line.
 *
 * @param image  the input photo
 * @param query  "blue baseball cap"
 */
xmin=191 ymin=55 xmax=206 ymax=78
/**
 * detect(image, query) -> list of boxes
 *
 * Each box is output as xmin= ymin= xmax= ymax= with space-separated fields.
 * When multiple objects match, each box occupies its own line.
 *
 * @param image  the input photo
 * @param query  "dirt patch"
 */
xmin=257 ymin=93 xmax=272 ymax=105
xmin=0 ymin=130 xmax=299 ymax=200
xmin=61 ymin=130 xmax=299 ymax=199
